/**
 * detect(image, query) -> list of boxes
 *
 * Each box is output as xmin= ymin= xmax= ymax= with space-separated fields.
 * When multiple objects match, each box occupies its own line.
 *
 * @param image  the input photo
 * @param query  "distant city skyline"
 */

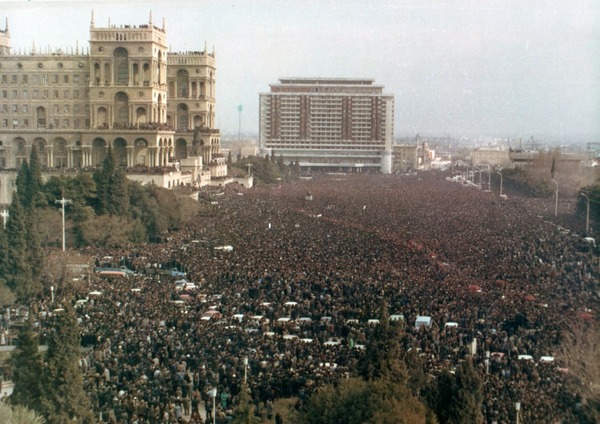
xmin=2 ymin=0 xmax=598 ymax=141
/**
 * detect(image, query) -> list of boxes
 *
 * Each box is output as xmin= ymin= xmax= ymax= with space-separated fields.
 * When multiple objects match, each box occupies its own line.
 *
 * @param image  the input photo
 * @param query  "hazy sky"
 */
xmin=1 ymin=0 xmax=598 ymax=140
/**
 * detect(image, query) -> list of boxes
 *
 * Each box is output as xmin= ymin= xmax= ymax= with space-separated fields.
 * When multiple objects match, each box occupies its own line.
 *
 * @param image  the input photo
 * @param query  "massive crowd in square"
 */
xmin=1 ymin=171 xmax=597 ymax=423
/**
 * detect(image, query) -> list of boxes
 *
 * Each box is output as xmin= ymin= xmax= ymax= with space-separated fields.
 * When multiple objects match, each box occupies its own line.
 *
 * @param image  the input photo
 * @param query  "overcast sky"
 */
xmin=2 ymin=0 xmax=598 ymax=141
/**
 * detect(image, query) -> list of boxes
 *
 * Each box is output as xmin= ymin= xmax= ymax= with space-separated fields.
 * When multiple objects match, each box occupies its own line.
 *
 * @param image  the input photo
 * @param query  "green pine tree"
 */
xmin=5 ymin=198 xmax=34 ymax=300
xmin=0 ymin=401 xmax=45 ymax=424
xmin=427 ymin=371 xmax=454 ymax=423
xmin=0 ymin=224 xmax=15 ymax=304
xmin=359 ymin=304 xmax=408 ymax=384
xmin=27 ymin=144 xmax=46 ymax=209
xmin=25 ymin=210 xmax=44 ymax=291
xmin=231 ymin=384 xmax=261 ymax=424
xmin=15 ymin=160 xmax=29 ymax=209
xmin=298 ymin=377 xmax=427 ymax=424
xmin=93 ymin=147 xmax=129 ymax=216
xmin=447 ymin=357 xmax=484 ymax=424
xmin=0 ymin=224 xmax=9 ymax=285
xmin=40 ymin=304 xmax=94 ymax=424
xmin=10 ymin=315 xmax=44 ymax=415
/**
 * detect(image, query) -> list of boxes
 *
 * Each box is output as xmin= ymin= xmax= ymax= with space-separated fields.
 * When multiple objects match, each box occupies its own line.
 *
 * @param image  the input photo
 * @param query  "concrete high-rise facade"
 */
xmin=0 ymin=13 xmax=226 ymax=203
xmin=259 ymin=78 xmax=394 ymax=173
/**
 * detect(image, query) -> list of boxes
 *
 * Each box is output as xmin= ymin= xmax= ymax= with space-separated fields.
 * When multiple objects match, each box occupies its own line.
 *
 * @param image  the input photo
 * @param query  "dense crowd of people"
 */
xmin=2 ymin=171 xmax=598 ymax=423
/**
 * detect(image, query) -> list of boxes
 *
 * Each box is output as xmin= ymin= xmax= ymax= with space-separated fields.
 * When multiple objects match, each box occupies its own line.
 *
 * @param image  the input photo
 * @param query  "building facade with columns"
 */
xmin=0 ymin=13 xmax=226 ymax=204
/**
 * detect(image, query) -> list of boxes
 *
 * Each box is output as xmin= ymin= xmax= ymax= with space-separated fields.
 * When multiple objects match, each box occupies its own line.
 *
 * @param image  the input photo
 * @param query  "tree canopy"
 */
xmin=40 ymin=305 xmax=94 ymax=424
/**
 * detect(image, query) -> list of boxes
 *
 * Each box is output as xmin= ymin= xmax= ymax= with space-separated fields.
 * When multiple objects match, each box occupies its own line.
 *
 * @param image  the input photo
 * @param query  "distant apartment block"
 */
xmin=259 ymin=78 xmax=394 ymax=173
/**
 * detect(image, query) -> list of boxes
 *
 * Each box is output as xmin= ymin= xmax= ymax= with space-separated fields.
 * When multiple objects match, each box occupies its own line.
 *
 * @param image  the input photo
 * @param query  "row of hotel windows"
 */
xmin=2 ymin=89 xmax=88 ymax=100
xmin=1 ymin=74 xmax=89 ymax=85
xmin=2 ymin=118 xmax=89 ymax=128
xmin=1 ymin=104 xmax=89 ymax=114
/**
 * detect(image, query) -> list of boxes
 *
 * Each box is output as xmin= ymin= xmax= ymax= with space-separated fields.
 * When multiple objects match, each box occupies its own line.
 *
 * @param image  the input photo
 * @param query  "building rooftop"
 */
xmin=277 ymin=77 xmax=376 ymax=85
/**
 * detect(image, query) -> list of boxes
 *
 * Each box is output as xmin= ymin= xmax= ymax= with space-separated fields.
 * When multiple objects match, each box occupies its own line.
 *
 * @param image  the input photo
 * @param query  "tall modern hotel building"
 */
xmin=259 ymin=78 xmax=394 ymax=174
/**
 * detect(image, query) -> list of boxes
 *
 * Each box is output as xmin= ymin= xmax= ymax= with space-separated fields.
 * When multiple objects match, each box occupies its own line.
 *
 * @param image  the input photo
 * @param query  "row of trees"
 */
xmin=0 ymin=145 xmax=196 ymax=303
xmin=9 ymin=305 xmax=95 ymax=423
xmin=290 ymin=307 xmax=484 ymax=424
xmin=229 ymin=153 xmax=301 ymax=186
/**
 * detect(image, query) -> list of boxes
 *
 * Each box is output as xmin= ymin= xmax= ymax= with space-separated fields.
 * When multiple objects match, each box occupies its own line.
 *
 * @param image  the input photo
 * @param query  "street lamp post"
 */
xmin=0 ymin=209 xmax=8 ymax=229
xmin=497 ymin=171 xmax=505 ymax=198
xmin=208 ymin=388 xmax=217 ymax=424
xmin=237 ymin=105 xmax=243 ymax=143
xmin=581 ymin=192 xmax=590 ymax=233
xmin=551 ymin=179 xmax=558 ymax=217
xmin=55 ymin=197 xmax=72 ymax=251
xmin=515 ymin=402 xmax=521 ymax=424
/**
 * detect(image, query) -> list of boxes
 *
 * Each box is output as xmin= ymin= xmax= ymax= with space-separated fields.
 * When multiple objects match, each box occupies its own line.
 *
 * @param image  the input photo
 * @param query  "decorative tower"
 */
xmin=88 ymin=13 xmax=168 ymax=128
xmin=0 ymin=18 xmax=10 ymax=55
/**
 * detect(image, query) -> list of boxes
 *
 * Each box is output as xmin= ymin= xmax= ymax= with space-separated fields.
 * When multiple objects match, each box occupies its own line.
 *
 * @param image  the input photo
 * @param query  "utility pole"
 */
xmin=581 ymin=192 xmax=590 ymax=233
xmin=55 ymin=197 xmax=72 ymax=251
xmin=551 ymin=179 xmax=558 ymax=217
xmin=237 ymin=105 xmax=243 ymax=143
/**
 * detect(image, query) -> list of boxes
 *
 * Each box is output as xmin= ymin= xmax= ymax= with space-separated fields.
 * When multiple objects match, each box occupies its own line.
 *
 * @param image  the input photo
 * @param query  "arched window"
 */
xmin=132 ymin=63 xmax=139 ymax=84
xmin=103 ymin=63 xmax=111 ymax=84
xmin=175 ymin=138 xmax=188 ymax=160
xmin=36 ymin=106 xmax=47 ymax=128
xmin=143 ymin=63 xmax=150 ymax=83
xmin=113 ymin=138 xmax=128 ymax=167
xmin=193 ymin=115 xmax=202 ymax=128
xmin=136 ymin=107 xmax=147 ymax=124
xmin=134 ymin=139 xmax=148 ymax=166
xmin=177 ymin=104 xmax=188 ymax=130
xmin=53 ymin=138 xmax=67 ymax=168
xmin=92 ymin=138 xmax=107 ymax=166
xmin=157 ymin=50 xmax=163 ymax=84
xmin=114 ymin=47 xmax=129 ymax=85
xmin=33 ymin=137 xmax=47 ymax=167
xmin=93 ymin=63 xmax=101 ymax=84
xmin=157 ymin=94 xmax=164 ymax=123
xmin=177 ymin=70 xmax=189 ymax=97
xmin=97 ymin=107 xmax=108 ymax=127
xmin=114 ymin=92 xmax=129 ymax=124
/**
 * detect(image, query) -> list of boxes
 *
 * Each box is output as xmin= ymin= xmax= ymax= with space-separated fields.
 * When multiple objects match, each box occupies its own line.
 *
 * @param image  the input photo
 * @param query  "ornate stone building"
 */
xmin=0 ymin=13 xmax=226 ymax=204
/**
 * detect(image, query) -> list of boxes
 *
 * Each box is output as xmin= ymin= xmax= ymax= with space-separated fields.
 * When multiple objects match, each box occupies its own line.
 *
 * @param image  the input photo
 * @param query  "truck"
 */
xmin=93 ymin=265 xmax=135 ymax=278
xmin=159 ymin=268 xmax=187 ymax=278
